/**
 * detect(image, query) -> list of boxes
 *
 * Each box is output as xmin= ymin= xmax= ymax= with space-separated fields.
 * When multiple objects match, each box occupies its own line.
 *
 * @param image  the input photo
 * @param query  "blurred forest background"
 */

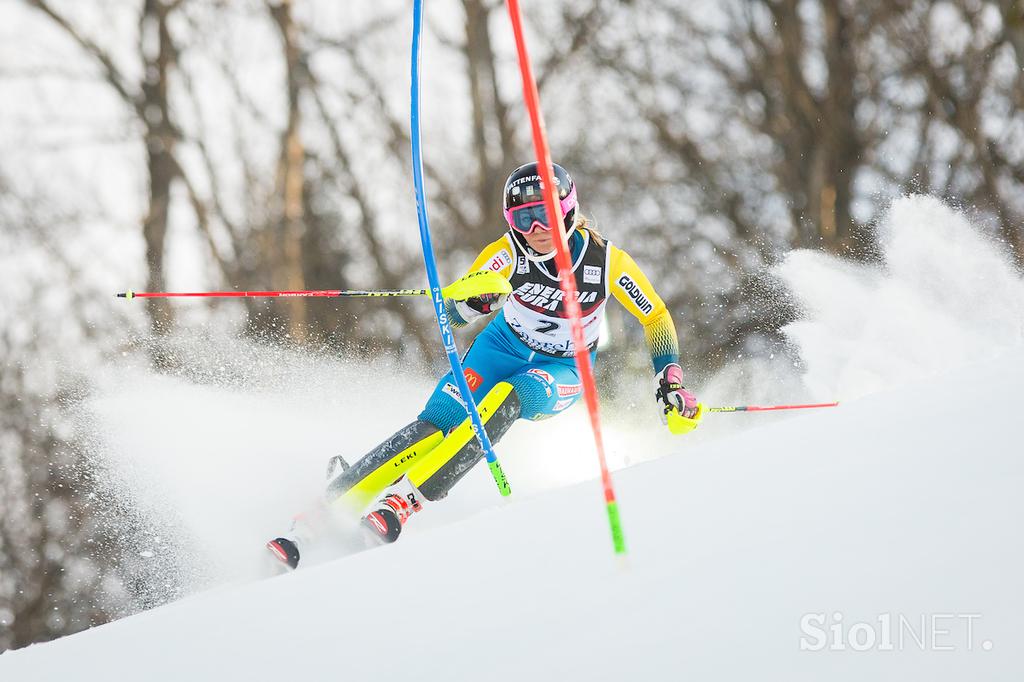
xmin=1 ymin=0 xmax=1022 ymax=652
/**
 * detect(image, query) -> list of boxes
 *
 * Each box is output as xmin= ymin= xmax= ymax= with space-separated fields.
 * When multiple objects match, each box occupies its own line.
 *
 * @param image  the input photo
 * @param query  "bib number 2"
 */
xmin=534 ymin=320 xmax=559 ymax=335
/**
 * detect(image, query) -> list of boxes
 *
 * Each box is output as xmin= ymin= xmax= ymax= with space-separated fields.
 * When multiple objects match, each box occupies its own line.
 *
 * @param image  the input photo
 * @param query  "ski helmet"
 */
xmin=502 ymin=162 xmax=578 ymax=236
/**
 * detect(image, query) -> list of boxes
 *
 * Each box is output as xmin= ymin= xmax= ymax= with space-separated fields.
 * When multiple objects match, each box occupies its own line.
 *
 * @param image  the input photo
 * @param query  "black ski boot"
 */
xmin=266 ymin=537 xmax=301 ymax=570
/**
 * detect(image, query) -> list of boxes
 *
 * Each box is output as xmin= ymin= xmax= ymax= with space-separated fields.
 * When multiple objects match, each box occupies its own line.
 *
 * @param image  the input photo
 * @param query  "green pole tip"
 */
xmin=606 ymin=501 xmax=627 ymax=554
xmin=489 ymin=460 xmax=511 ymax=497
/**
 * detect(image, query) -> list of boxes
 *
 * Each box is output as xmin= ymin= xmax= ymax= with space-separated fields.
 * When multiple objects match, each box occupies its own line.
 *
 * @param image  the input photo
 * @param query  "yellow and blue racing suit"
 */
xmin=327 ymin=227 xmax=681 ymax=508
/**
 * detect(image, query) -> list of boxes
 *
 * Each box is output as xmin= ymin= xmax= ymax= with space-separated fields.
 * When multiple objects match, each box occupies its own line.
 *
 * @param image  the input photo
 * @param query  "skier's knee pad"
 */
xmin=506 ymin=367 xmax=582 ymax=421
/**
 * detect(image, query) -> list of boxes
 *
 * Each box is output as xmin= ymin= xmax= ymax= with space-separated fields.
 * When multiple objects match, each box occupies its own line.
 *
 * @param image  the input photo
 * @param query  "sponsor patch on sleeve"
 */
xmin=484 ymin=249 xmax=513 ymax=272
xmin=616 ymin=274 xmax=655 ymax=316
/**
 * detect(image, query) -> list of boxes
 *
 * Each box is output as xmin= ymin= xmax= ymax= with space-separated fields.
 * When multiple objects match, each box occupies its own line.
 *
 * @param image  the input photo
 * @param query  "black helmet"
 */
xmin=502 ymin=162 xmax=578 ymax=234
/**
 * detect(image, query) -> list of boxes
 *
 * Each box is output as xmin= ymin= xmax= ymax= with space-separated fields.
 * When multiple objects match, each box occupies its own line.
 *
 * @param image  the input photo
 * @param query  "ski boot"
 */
xmin=266 ymin=536 xmax=301 ymax=570
xmin=266 ymin=453 xmax=356 ymax=568
xmin=362 ymin=476 xmax=425 ymax=545
xmin=265 ymin=508 xmax=324 ymax=571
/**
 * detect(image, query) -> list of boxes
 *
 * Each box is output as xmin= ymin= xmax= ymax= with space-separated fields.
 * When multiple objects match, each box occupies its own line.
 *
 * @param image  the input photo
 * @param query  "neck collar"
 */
xmin=509 ymin=225 xmax=579 ymax=263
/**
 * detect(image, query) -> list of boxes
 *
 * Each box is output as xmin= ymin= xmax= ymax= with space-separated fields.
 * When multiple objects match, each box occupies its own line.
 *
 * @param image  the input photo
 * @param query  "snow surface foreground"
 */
xmin=2 ymin=355 xmax=1022 ymax=680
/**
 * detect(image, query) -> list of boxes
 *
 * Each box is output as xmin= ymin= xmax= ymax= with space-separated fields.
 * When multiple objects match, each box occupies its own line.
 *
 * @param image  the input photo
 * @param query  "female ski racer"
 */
xmin=267 ymin=162 xmax=699 ymax=569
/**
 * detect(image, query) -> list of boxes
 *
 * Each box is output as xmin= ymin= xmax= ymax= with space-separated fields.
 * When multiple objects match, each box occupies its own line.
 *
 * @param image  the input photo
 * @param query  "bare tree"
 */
xmin=25 ymin=0 xmax=187 ymax=341
xmin=267 ymin=0 xmax=309 ymax=340
xmin=876 ymin=0 xmax=1024 ymax=262
xmin=0 ymin=178 xmax=146 ymax=652
xmin=572 ymin=0 xmax=1023 ymax=368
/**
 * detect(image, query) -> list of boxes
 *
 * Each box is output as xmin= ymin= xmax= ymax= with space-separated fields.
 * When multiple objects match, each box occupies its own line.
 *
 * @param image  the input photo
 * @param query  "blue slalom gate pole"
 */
xmin=409 ymin=0 xmax=510 ymax=496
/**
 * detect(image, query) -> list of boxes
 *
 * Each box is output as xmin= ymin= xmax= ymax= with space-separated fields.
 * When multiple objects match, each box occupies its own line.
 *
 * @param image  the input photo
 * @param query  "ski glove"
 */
xmin=454 ymin=293 xmax=508 ymax=322
xmin=655 ymin=363 xmax=698 ymax=421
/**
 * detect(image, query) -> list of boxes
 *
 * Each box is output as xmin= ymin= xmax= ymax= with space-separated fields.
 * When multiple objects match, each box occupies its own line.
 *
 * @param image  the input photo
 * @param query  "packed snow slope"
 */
xmin=1 ymin=196 xmax=1022 ymax=679
xmin=2 ymin=355 xmax=1023 ymax=680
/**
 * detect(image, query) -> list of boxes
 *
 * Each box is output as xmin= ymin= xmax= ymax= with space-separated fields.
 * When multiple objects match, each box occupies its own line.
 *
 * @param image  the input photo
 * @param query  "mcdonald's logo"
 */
xmin=464 ymin=367 xmax=483 ymax=391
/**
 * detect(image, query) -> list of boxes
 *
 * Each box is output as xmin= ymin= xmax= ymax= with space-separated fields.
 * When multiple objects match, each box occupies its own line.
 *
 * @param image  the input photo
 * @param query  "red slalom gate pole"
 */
xmin=709 ymin=402 xmax=840 ymax=413
xmin=505 ymin=0 xmax=625 ymax=555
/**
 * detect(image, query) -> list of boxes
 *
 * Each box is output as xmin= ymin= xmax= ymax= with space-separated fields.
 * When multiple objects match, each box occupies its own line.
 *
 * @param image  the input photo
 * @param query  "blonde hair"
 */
xmin=575 ymin=212 xmax=606 ymax=247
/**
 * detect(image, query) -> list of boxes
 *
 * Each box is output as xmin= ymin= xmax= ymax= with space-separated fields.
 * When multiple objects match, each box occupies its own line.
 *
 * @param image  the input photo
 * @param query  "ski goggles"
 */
xmin=504 ymin=185 xmax=577 ymax=235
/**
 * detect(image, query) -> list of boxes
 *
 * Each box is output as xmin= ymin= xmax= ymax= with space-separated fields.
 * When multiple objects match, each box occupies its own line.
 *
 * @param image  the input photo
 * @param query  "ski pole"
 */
xmin=668 ymin=401 xmax=838 ymax=433
xmin=115 ymin=288 xmax=429 ymax=300
xmin=708 ymin=402 xmax=839 ymax=413
xmin=115 ymin=272 xmax=509 ymax=301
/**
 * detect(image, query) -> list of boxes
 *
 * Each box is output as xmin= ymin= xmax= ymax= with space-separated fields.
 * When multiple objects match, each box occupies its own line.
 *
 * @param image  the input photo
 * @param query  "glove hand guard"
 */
xmin=455 ymin=292 xmax=508 ymax=322
xmin=443 ymin=270 xmax=512 ymax=300
xmin=447 ymin=270 xmax=512 ymax=324
xmin=655 ymin=363 xmax=698 ymax=422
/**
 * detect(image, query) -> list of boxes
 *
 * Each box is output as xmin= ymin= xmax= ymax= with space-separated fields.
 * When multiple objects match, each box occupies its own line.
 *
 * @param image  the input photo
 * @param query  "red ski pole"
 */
xmin=708 ymin=402 xmax=839 ymax=413
xmin=116 ymin=288 xmax=429 ymax=300
xmin=114 ymin=272 xmax=512 ymax=302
